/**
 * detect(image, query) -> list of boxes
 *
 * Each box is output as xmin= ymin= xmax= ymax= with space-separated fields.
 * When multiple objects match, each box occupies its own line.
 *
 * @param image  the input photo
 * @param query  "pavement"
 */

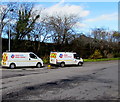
xmin=0 ymin=60 xmax=119 ymax=101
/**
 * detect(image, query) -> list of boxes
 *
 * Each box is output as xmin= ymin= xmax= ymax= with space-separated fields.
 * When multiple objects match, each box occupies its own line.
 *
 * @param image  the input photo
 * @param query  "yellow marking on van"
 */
xmin=57 ymin=60 xmax=72 ymax=61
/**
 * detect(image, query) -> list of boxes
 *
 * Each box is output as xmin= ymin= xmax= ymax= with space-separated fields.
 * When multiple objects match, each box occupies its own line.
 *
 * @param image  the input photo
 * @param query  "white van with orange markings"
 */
xmin=50 ymin=52 xmax=83 ymax=67
xmin=1 ymin=52 xmax=43 ymax=68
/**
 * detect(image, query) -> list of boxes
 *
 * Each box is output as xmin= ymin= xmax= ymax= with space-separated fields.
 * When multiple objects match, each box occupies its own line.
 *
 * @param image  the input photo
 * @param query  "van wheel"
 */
xmin=36 ymin=63 xmax=42 ymax=68
xmin=10 ymin=63 xmax=16 ymax=69
xmin=60 ymin=62 xmax=65 ymax=67
xmin=78 ymin=62 xmax=83 ymax=66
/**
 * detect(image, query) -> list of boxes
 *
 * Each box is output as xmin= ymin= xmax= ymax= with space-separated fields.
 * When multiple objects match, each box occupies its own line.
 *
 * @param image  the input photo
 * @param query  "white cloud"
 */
xmin=32 ymin=4 xmax=44 ymax=13
xmin=33 ymin=1 xmax=90 ymax=28
xmin=85 ymin=12 xmax=118 ymax=22
xmin=75 ymin=22 xmax=87 ymax=28
xmin=1 ymin=0 xmax=119 ymax=2
xmin=42 ymin=3 xmax=90 ymax=18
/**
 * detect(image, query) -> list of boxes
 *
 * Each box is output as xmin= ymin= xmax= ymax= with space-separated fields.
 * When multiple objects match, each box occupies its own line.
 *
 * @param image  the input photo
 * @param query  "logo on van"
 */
xmin=11 ymin=54 xmax=15 ymax=58
xmin=11 ymin=54 xmax=25 ymax=58
xmin=64 ymin=54 xmax=72 ymax=58
xmin=59 ymin=54 xmax=63 ymax=58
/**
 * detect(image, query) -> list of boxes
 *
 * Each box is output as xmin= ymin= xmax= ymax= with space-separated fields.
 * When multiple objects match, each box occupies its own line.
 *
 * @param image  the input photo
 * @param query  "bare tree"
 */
xmin=112 ymin=31 xmax=120 ymax=42
xmin=0 ymin=4 xmax=9 ymax=37
xmin=44 ymin=14 xmax=80 ymax=44
xmin=31 ymin=20 xmax=50 ymax=53
xmin=91 ymin=28 xmax=108 ymax=40
xmin=32 ymin=17 xmax=51 ymax=42
xmin=0 ymin=2 xmax=19 ymax=38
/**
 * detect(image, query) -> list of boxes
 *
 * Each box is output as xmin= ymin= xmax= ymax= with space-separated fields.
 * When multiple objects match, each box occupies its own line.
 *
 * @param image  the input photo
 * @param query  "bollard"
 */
xmin=47 ymin=64 xmax=51 ymax=69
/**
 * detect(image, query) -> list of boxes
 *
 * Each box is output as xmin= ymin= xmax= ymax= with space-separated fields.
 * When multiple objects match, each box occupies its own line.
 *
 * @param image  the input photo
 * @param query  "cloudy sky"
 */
xmin=1 ymin=0 xmax=118 ymax=35
xmin=33 ymin=1 xmax=118 ymax=34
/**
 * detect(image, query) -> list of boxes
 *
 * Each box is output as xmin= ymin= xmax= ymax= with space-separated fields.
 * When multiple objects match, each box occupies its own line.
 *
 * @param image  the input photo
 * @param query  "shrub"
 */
xmin=89 ymin=49 xmax=102 ymax=59
xmin=42 ymin=55 xmax=50 ymax=64
xmin=107 ymin=53 xmax=114 ymax=58
xmin=114 ymin=53 xmax=120 ymax=58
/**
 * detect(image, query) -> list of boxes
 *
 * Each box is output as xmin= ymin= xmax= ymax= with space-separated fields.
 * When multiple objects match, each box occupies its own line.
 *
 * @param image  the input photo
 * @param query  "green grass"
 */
xmin=84 ymin=58 xmax=119 ymax=62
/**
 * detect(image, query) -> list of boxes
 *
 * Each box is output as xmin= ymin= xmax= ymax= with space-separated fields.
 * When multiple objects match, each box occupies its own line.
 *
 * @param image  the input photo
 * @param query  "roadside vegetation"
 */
xmin=42 ymin=57 xmax=119 ymax=64
xmin=84 ymin=58 xmax=119 ymax=62
xmin=1 ymin=2 xmax=120 ymax=63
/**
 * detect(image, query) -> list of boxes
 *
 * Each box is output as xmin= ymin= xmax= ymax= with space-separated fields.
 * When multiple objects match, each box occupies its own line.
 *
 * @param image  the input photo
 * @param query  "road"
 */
xmin=0 ymin=60 xmax=119 ymax=101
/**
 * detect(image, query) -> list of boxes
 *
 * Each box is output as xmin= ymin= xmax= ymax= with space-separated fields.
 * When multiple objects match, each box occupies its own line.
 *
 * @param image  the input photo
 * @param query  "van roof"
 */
xmin=51 ymin=52 xmax=76 ymax=54
xmin=3 ymin=52 xmax=33 ymax=53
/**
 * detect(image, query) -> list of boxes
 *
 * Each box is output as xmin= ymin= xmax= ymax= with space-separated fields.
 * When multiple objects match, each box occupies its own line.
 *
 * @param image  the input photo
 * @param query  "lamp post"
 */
xmin=8 ymin=20 xmax=10 ymax=52
xmin=8 ymin=9 xmax=13 ymax=52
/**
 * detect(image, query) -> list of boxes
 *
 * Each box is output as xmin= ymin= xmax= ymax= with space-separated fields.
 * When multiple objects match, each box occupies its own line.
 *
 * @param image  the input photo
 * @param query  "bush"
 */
xmin=42 ymin=55 xmax=50 ymax=64
xmin=107 ymin=53 xmax=114 ymax=58
xmin=114 ymin=53 xmax=120 ymax=58
xmin=89 ymin=49 xmax=102 ymax=59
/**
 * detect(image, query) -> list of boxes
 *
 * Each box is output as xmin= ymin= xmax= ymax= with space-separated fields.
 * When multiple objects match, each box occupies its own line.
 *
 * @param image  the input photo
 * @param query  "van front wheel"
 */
xmin=36 ymin=63 xmax=42 ymax=68
xmin=78 ymin=62 xmax=83 ymax=66
xmin=10 ymin=63 xmax=16 ymax=69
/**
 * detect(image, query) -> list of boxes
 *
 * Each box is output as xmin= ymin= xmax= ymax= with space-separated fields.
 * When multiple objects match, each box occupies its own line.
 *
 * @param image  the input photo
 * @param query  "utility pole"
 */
xmin=8 ymin=9 xmax=13 ymax=52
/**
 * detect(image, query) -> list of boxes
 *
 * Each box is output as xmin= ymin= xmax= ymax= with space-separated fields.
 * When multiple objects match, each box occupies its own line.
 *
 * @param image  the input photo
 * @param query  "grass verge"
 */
xmin=84 ymin=58 xmax=119 ymax=62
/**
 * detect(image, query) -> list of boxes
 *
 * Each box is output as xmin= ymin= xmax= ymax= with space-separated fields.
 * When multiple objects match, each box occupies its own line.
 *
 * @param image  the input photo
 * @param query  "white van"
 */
xmin=1 ymin=52 xmax=43 ymax=68
xmin=50 ymin=52 xmax=83 ymax=67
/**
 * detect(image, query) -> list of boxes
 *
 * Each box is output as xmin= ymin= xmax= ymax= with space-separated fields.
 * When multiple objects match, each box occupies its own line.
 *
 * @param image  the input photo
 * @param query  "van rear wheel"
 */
xmin=36 ymin=63 xmax=42 ymax=68
xmin=60 ymin=62 xmax=65 ymax=67
xmin=10 ymin=63 xmax=16 ymax=69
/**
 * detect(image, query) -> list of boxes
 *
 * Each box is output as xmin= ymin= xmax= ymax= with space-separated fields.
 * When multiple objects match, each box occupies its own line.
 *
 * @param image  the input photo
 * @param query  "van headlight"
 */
xmin=80 ymin=58 xmax=83 ymax=62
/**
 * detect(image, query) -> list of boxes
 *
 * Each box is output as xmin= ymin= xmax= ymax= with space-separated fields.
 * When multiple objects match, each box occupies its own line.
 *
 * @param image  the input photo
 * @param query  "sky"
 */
xmin=0 ymin=0 xmax=118 ymax=36
xmin=33 ymin=1 xmax=118 ymax=34
xmin=0 ymin=0 xmax=119 ymax=2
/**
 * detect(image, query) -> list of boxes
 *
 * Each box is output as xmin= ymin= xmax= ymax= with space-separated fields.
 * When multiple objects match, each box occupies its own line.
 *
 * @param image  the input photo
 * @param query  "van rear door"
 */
xmin=50 ymin=52 xmax=57 ymax=64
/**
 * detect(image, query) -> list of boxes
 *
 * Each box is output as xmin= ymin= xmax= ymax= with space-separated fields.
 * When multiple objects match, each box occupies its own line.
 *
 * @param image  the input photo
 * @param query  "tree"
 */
xmin=91 ymin=28 xmax=108 ymax=40
xmin=30 ymin=19 xmax=50 ymax=54
xmin=112 ymin=31 xmax=120 ymax=42
xmin=9 ymin=3 xmax=40 ymax=51
xmin=0 ymin=3 xmax=11 ymax=38
xmin=0 ymin=2 xmax=19 ymax=38
xmin=44 ymin=13 xmax=81 ymax=44
xmin=12 ymin=4 xmax=40 ymax=40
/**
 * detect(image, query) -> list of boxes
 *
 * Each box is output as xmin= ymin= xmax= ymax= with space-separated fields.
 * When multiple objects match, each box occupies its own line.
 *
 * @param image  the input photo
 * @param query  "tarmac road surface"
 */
xmin=0 ymin=60 xmax=119 ymax=101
